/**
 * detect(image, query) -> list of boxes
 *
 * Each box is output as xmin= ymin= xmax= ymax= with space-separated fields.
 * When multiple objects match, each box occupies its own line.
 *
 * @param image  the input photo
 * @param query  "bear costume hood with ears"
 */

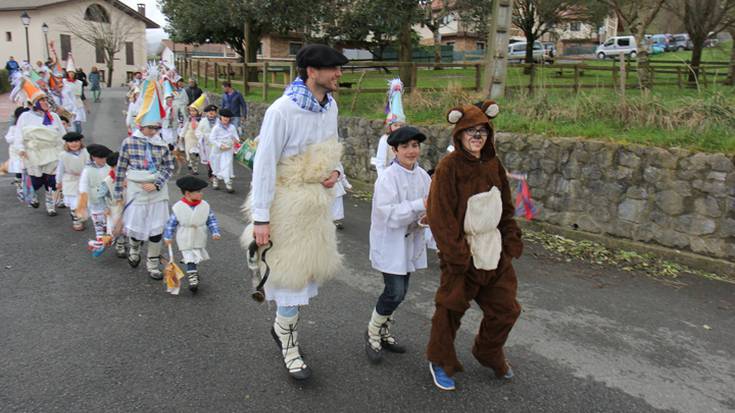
xmin=446 ymin=100 xmax=499 ymax=160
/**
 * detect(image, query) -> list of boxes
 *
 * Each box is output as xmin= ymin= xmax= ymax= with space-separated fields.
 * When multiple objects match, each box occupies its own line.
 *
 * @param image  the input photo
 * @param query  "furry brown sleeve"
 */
xmin=427 ymin=162 xmax=472 ymax=272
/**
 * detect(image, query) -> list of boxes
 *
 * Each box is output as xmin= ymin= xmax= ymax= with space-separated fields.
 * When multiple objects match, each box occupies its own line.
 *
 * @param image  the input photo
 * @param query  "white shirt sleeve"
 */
xmin=372 ymin=135 xmax=390 ymax=173
xmin=250 ymin=107 xmax=288 ymax=222
xmin=79 ymin=168 xmax=90 ymax=194
xmin=56 ymin=154 xmax=65 ymax=178
xmin=4 ymin=126 xmax=15 ymax=144
xmin=373 ymin=172 xmax=426 ymax=230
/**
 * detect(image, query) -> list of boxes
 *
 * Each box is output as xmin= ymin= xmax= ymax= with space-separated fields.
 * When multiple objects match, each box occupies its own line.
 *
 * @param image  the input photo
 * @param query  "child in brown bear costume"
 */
xmin=426 ymin=100 xmax=523 ymax=391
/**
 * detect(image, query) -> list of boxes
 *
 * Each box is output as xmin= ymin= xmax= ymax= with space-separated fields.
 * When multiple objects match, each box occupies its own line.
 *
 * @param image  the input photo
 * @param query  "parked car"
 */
xmin=671 ymin=33 xmax=693 ymax=51
xmin=508 ymin=41 xmax=545 ymax=63
xmin=596 ymin=36 xmax=638 ymax=59
xmin=650 ymin=34 xmax=671 ymax=51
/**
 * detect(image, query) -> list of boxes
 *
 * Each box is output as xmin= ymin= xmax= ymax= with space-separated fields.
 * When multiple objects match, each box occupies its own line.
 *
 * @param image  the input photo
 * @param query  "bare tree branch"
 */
xmin=56 ymin=7 xmax=143 ymax=87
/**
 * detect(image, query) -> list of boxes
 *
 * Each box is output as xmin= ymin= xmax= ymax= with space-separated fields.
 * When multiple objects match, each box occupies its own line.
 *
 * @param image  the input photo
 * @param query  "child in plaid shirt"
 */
xmin=164 ymin=176 xmax=221 ymax=292
xmin=114 ymin=123 xmax=176 ymax=279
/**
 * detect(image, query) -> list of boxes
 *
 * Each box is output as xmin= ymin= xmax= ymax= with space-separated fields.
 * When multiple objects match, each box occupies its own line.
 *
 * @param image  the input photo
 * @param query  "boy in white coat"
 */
xmin=195 ymin=104 xmax=218 ymax=179
xmin=208 ymin=108 xmax=239 ymax=193
xmin=365 ymin=126 xmax=431 ymax=363
xmin=164 ymin=176 xmax=221 ymax=292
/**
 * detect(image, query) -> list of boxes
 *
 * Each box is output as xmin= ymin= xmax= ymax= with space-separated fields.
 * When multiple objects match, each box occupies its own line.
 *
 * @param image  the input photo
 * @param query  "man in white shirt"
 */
xmin=243 ymin=44 xmax=348 ymax=381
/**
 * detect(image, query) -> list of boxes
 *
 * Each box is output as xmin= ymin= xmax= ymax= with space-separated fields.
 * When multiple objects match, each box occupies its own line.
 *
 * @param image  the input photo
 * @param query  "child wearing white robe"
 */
xmin=364 ymin=126 xmax=431 ymax=363
xmin=56 ymin=132 xmax=90 ymax=230
xmin=208 ymin=108 xmax=239 ymax=193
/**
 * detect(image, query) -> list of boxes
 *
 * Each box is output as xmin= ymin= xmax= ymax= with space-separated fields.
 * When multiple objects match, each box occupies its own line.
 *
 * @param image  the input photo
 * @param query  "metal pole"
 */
xmin=24 ymin=26 xmax=30 ymax=62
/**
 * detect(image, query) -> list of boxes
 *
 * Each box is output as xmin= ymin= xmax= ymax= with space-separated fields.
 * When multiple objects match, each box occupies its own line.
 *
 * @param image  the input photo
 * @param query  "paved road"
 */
xmin=1 ymin=89 xmax=734 ymax=412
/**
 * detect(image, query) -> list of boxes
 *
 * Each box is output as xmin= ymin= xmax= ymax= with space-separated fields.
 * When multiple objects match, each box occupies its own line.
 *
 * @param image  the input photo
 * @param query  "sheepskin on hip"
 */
xmin=242 ymin=138 xmax=344 ymax=291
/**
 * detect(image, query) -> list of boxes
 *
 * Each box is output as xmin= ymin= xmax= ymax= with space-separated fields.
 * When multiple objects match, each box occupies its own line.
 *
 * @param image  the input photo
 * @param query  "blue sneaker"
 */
xmin=429 ymin=362 xmax=456 ymax=391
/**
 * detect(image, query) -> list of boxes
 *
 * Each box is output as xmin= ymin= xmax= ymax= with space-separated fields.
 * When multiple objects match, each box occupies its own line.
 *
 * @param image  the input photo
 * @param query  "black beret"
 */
xmin=14 ymin=106 xmax=29 ymax=120
xmin=387 ymin=126 xmax=426 ymax=147
xmin=86 ymin=144 xmax=112 ymax=159
xmin=176 ymin=175 xmax=208 ymax=192
xmin=296 ymin=44 xmax=348 ymax=69
xmin=204 ymin=104 xmax=218 ymax=112
xmin=106 ymin=151 xmax=119 ymax=167
xmin=62 ymin=132 xmax=84 ymax=142
xmin=219 ymin=108 xmax=233 ymax=118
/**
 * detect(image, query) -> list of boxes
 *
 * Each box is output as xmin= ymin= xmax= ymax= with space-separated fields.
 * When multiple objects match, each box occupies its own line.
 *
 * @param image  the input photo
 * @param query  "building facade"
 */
xmin=0 ymin=0 xmax=158 ymax=86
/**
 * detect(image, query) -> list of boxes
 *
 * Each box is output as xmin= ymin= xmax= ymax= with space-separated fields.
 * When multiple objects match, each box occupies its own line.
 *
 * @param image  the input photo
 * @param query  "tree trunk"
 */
xmin=633 ymin=33 xmax=651 ymax=90
xmin=398 ymin=22 xmax=413 ymax=91
xmin=245 ymin=20 xmax=260 ymax=83
xmin=433 ymin=28 xmax=442 ymax=70
xmin=106 ymin=56 xmax=114 ymax=88
xmin=636 ymin=50 xmax=651 ymax=90
xmin=689 ymin=40 xmax=705 ymax=84
xmin=524 ymin=34 xmax=536 ymax=75
xmin=726 ymin=28 xmax=735 ymax=85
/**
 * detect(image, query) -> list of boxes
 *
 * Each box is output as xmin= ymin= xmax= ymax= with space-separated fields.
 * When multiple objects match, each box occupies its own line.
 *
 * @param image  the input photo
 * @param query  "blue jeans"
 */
xmin=231 ymin=116 xmax=241 ymax=134
xmin=376 ymin=273 xmax=411 ymax=316
xmin=73 ymin=121 xmax=82 ymax=133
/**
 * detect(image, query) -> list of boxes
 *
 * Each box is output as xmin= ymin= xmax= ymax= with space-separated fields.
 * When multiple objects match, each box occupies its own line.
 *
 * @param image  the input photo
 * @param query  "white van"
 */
xmin=595 ymin=36 xmax=638 ymax=59
xmin=508 ymin=41 xmax=545 ymax=63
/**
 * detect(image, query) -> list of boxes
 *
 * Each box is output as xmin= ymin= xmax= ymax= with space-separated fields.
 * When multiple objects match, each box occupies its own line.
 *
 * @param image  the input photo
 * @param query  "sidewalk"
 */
xmin=0 ymin=92 xmax=14 ymax=120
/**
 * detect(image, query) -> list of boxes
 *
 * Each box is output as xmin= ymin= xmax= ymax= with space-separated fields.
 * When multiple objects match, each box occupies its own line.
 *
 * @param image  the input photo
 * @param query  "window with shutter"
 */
xmin=95 ymin=39 xmax=105 ymax=63
xmin=125 ymin=42 xmax=134 ymax=65
xmin=60 ymin=34 xmax=72 ymax=60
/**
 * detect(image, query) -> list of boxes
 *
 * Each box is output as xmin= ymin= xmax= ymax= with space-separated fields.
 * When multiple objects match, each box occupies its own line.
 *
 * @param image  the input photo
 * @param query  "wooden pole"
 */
xmin=483 ymin=0 xmax=514 ymax=98
xmin=677 ymin=66 xmax=682 ymax=89
xmin=204 ymin=61 xmax=209 ymax=88
xmin=197 ymin=60 xmax=200 ymax=83
xmin=242 ymin=62 xmax=249 ymax=96
xmin=226 ymin=63 xmax=232 ymax=83
xmin=475 ymin=63 xmax=482 ymax=91
xmin=619 ymin=53 xmax=626 ymax=95
xmin=410 ymin=62 xmax=418 ymax=91
xmin=214 ymin=62 xmax=219 ymax=90
xmin=262 ymin=62 xmax=269 ymax=100
xmin=573 ymin=64 xmax=580 ymax=94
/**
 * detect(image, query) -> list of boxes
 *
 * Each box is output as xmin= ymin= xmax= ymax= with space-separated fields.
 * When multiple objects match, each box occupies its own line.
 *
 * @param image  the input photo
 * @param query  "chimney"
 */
xmin=137 ymin=3 xmax=146 ymax=16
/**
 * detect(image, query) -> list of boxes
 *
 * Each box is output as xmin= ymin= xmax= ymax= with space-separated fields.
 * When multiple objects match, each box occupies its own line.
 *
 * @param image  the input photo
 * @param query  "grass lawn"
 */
xmin=195 ymin=41 xmax=735 ymax=153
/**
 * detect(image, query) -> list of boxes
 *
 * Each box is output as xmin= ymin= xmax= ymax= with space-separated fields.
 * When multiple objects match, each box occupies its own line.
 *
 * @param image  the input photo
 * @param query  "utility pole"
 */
xmin=483 ymin=0 xmax=514 ymax=99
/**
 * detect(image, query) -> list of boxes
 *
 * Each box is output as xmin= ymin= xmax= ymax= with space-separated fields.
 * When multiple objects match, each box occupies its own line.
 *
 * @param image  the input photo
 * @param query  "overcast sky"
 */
xmin=120 ymin=0 xmax=169 ymax=49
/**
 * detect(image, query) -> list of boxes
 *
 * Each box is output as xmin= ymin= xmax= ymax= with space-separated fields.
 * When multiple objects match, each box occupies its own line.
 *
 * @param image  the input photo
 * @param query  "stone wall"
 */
xmin=242 ymin=102 xmax=735 ymax=261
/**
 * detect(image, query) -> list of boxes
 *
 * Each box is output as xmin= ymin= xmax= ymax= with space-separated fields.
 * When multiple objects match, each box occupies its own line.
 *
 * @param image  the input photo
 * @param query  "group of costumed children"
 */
xmin=125 ymin=71 xmax=239 ymax=194
xmin=5 ymin=63 xmax=223 ymax=294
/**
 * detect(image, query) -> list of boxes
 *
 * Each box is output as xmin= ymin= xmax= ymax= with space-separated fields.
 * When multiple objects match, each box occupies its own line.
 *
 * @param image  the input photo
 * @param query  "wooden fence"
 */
xmin=177 ymin=57 xmax=484 ymax=97
xmin=176 ymin=56 xmax=732 ymax=99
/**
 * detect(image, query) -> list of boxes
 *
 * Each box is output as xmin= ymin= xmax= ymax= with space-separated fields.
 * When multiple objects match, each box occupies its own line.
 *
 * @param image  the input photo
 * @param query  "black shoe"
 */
xmin=31 ymin=201 xmax=39 ymax=208
xmin=271 ymin=327 xmax=312 ymax=380
xmin=128 ymin=253 xmax=141 ymax=268
xmin=381 ymin=338 xmax=407 ymax=353
xmin=365 ymin=331 xmax=383 ymax=364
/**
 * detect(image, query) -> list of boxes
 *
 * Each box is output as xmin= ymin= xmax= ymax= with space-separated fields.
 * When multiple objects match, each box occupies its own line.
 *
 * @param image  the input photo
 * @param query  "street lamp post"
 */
xmin=20 ymin=11 xmax=31 ymax=63
xmin=42 ymin=23 xmax=49 ymax=61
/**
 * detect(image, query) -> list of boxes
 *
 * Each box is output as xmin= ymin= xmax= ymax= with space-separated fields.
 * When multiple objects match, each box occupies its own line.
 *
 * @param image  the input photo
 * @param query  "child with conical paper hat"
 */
xmin=180 ymin=93 xmax=207 ymax=174
xmin=372 ymin=79 xmax=407 ymax=177
xmin=113 ymin=64 xmax=176 ymax=280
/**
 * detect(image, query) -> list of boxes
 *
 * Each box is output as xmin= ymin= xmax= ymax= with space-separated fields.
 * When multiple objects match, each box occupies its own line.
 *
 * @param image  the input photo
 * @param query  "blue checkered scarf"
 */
xmin=284 ymin=77 xmax=333 ymax=113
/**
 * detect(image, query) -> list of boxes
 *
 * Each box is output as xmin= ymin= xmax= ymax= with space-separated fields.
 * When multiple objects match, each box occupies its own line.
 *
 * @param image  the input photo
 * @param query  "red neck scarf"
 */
xmin=181 ymin=197 xmax=202 ymax=207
